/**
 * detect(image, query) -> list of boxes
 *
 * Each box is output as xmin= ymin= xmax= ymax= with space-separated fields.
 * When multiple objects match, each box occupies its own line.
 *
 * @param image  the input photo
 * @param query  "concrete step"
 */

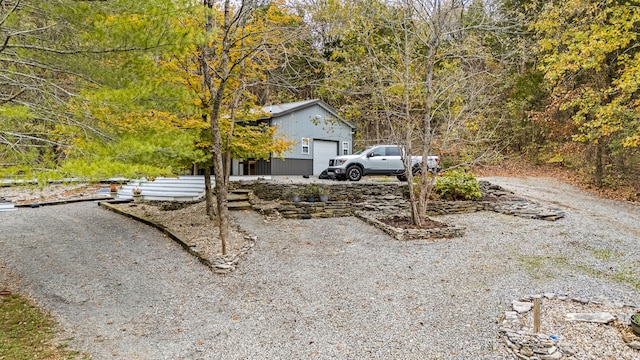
xmin=119 ymin=186 xmax=203 ymax=194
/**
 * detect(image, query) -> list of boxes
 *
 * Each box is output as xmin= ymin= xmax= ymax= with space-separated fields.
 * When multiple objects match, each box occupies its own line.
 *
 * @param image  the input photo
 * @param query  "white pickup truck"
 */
xmin=327 ymin=145 xmax=440 ymax=181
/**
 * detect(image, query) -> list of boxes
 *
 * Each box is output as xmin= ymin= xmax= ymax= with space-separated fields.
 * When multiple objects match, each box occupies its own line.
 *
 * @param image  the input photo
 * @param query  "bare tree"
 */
xmin=324 ymin=0 xmax=508 ymax=225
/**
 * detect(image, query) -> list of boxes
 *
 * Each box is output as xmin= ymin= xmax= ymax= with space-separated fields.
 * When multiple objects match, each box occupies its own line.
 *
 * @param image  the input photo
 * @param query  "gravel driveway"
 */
xmin=1 ymin=177 xmax=639 ymax=359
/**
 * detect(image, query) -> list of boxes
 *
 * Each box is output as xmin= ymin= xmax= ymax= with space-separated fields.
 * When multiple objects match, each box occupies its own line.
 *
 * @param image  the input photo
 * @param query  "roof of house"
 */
xmin=261 ymin=99 xmax=357 ymax=130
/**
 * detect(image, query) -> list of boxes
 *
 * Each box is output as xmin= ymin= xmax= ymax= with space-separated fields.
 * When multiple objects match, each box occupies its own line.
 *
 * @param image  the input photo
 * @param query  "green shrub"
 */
xmin=435 ymin=169 xmax=482 ymax=200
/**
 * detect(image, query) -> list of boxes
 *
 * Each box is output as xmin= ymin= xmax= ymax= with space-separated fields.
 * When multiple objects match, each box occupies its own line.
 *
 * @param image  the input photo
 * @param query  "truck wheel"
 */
xmin=346 ymin=166 xmax=362 ymax=181
xmin=397 ymin=175 xmax=407 ymax=181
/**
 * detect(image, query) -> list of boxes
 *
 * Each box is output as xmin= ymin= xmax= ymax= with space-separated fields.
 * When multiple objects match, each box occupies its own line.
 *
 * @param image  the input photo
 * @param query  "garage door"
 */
xmin=313 ymin=140 xmax=338 ymax=175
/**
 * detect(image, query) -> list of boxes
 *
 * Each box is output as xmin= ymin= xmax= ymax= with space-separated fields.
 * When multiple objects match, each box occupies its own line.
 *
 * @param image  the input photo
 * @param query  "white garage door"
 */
xmin=313 ymin=140 xmax=338 ymax=175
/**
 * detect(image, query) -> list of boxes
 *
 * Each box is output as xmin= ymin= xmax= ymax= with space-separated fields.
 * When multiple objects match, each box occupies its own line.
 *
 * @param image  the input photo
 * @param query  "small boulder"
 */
xmin=512 ymin=300 xmax=533 ymax=313
xmin=565 ymin=312 xmax=615 ymax=324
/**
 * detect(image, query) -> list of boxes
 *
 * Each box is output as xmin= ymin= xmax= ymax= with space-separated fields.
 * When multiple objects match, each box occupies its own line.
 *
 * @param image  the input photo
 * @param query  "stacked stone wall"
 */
xmin=235 ymin=179 xmax=564 ymax=221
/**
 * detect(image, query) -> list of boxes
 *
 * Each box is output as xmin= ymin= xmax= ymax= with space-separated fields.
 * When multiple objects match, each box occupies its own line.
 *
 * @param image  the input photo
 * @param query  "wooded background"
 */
xmin=1 ymin=0 xmax=639 ymax=197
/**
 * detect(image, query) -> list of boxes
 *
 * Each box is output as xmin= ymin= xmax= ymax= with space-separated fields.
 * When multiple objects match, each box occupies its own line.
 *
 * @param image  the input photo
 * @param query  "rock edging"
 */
xmin=354 ymin=210 xmax=466 ymax=240
xmin=500 ymin=294 xmax=640 ymax=359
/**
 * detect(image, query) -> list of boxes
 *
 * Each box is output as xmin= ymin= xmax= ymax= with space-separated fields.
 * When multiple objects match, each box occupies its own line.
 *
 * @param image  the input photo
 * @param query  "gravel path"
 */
xmin=0 ymin=177 xmax=639 ymax=359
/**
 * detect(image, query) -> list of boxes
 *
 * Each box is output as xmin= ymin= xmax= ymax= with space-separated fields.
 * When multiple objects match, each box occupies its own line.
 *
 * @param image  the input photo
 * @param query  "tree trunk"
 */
xmin=201 ymin=0 xmax=232 ymax=255
xmin=203 ymin=165 xmax=215 ymax=219
xmin=594 ymin=140 xmax=604 ymax=188
xmin=416 ymin=40 xmax=437 ymax=226
xmin=209 ymin=85 xmax=230 ymax=255
xmin=211 ymin=136 xmax=229 ymax=256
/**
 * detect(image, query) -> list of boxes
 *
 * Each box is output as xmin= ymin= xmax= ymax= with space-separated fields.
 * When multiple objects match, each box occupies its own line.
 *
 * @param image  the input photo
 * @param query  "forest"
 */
xmin=1 ymin=0 xmax=639 ymax=196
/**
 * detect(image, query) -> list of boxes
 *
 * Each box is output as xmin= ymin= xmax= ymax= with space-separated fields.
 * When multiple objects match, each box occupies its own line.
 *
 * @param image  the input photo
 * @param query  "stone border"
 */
xmin=98 ymin=201 xmax=256 ymax=274
xmin=354 ymin=211 xmax=466 ymax=240
xmin=500 ymin=294 xmax=640 ymax=359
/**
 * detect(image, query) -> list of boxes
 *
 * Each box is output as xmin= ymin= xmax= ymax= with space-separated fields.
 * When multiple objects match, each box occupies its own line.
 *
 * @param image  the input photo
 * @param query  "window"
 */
xmin=301 ymin=137 xmax=310 ymax=154
xmin=342 ymin=141 xmax=350 ymax=155
xmin=386 ymin=146 xmax=400 ymax=156
xmin=370 ymin=147 xmax=385 ymax=157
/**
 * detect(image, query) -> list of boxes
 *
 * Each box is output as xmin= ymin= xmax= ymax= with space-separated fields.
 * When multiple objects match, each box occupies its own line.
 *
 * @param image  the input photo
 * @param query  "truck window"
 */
xmin=386 ymin=147 xmax=401 ymax=156
xmin=370 ymin=147 xmax=385 ymax=157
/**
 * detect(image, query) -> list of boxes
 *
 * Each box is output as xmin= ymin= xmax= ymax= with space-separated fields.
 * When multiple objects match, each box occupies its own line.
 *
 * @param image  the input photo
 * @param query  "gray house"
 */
xmin=232 ymin=99 xmax=357 ymax=176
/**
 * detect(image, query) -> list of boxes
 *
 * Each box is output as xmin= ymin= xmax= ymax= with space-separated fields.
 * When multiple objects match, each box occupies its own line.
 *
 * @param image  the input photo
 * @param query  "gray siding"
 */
xmin=255 ymin=160 xmax=272 ymax=175
xmin=270 ymin=104 xmax=353 ymax=160
xmin=269 ymin=158 xmax=313 ymax=176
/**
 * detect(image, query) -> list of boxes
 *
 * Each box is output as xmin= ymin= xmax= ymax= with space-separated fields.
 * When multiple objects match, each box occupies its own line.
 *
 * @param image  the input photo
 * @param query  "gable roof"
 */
xmin=261 ymin=99 xmax=357 ymax=129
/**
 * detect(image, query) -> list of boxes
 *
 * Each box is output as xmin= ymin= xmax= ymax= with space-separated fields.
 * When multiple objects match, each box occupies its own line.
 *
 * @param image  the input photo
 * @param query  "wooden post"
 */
xmin=533 ymin=297 xmax=541 ymax=333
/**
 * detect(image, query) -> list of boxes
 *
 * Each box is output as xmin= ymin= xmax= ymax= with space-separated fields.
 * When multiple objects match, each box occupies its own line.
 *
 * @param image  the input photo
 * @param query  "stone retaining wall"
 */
xmin=276 ymin=201 xmax=352 ymax=219
xmin=236 ymin=179 xmax=564 ymax=240
xmin=236 ymin=181 xmax=405 ymax=203
xmin=237 ymin=180 xmax=563 ymax=220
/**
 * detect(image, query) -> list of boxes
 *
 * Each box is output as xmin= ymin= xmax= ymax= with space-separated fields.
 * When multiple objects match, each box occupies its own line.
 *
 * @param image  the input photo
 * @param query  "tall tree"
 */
xmin=0 ymin=0 xmax=92 ymax=178
xmin=198 ymin=0 xmax=300 ymax=253
xmin=0 ymin=0 xmax=201 ymax=179
xmin=532 ymin=0 xmax=640 ymax=187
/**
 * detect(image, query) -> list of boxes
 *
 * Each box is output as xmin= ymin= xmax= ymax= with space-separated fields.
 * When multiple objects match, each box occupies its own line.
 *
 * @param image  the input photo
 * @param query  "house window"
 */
xmin=301 ymin=137 xmax=310 ymax=154
xmin=342 ymin=141 xmax=350 ymax=155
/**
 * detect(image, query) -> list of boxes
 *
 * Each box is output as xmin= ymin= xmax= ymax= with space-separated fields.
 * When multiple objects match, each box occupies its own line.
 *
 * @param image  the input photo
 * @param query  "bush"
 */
xmin=435 ymin=169 xmax=482 ymax=200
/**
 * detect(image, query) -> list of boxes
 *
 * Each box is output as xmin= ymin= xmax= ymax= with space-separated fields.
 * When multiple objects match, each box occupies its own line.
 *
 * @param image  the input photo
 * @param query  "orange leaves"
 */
xmin=533 ymin=0 xmax=640 ymax=148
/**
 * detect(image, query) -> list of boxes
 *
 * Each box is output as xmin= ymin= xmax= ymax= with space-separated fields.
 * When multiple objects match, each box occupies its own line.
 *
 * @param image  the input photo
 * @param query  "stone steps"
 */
xmin=228 ymin=201 xmax=252 ymax=210
xmin=227 ymin=193 xmax=250 ymax=202
xmin=227 ymin=189 xmax=251 ymax=211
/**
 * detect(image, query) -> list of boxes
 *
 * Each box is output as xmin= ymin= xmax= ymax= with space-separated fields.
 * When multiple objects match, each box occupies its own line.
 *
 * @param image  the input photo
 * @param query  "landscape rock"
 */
xmin=513 ymin=300 xmax=534 ymax=313
xmin=501 ymin=295 xmax=639 ymax=360
xmin=565 ymin=312 xmax=616 ymax=323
